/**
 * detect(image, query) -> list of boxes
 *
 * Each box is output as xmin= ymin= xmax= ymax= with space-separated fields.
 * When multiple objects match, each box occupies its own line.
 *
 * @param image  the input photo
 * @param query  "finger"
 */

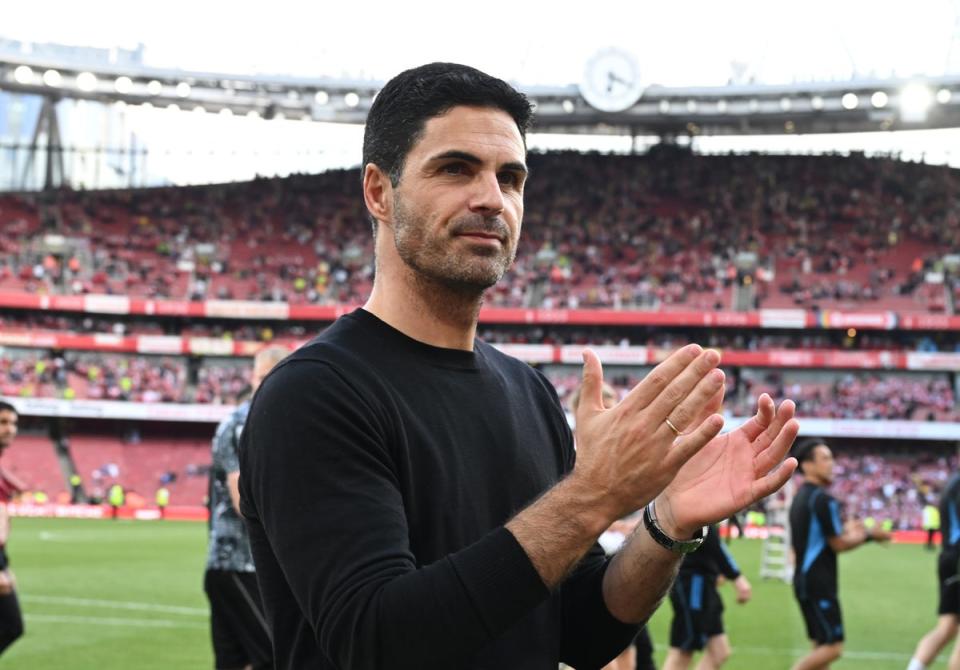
xmin=646 ymin=349 xmax=722 ymax=425
xmin=663 ymin=413 xmax=725 ymax=472
xmin=688 ymin=384 xmax=724 ymax=432
xmin=619 ymin=344 xmax=703 ymax=412
xmin=664 ymin=368 xmax=726 ymax=434
xmin=762 ymin=400 xmax=797 ymax=446
xmin=754 ymin=417 xmax=800 ymax=474
xmin=736 ymin=393 xmax=776 ymax=442
xmin=749 ymin=456 xmax=798 ymax=502
xmin=752 ymin=399 xmax=797 ymax=456
xmin=577 ymin=349 xmax=607 ymax=416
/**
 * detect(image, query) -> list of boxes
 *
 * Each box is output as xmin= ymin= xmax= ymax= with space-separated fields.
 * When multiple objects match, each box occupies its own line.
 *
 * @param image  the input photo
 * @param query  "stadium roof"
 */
xmin=6 ymin=0 xmax=960 ymax=87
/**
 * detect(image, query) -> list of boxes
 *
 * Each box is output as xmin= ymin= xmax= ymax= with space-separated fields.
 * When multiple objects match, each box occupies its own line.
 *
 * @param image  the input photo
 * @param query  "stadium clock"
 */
xmin=579 ymin=48 xmax=645 ymax=113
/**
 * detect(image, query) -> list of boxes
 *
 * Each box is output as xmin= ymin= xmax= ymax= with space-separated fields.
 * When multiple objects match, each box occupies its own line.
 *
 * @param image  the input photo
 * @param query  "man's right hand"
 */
xmin=570 ymin=344 xmax=726 ymax=526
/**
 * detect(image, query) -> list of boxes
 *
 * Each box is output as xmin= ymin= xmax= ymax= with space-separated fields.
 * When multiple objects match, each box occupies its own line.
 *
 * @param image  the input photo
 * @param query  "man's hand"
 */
xmin=868 ymin=526 xmax=893 ymax=544
xmin=571 ymin=345 xmax=729 ymax=527
xmin=733 ymin=575 xmax=752 ymax=604
xmin=654 ymin=394 xmax=799 ymax=538
xmin=0 ymin=569 xmax=16 ymax=596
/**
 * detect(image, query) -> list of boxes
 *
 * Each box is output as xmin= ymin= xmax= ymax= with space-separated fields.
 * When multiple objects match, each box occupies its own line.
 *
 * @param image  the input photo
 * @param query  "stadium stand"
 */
xmin=2 ymin=151 xmax=960 ymax=311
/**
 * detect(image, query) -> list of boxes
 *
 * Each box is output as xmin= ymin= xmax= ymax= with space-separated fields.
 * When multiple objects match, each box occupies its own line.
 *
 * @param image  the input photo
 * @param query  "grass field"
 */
xmin=1 ymin=517 xmax=946 ymax=669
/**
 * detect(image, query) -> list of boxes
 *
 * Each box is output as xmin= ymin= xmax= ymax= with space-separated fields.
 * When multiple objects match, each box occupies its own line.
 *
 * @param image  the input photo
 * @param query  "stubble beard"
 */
xmin=392 ymin=196 xmax=517 ymax=299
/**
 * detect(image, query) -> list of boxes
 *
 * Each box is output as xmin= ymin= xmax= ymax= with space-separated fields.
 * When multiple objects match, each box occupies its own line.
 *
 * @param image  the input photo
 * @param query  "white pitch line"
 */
xmin=25 ymin=613 xmax=206 ymax=629
xmin=23 ymin=594 xmax=208 ymax=616
xmin=732 ymin=645 xmax=913 ymax=662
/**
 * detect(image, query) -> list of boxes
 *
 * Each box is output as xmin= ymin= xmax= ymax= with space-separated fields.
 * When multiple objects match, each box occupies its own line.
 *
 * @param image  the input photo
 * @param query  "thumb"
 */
xmin=578 ymin=349 xmax=606 ymax=417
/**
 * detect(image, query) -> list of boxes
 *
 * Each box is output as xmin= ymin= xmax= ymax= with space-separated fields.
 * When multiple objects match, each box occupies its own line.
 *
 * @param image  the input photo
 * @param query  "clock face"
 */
xmin=580 ymin=48 xmax=644 ymax=113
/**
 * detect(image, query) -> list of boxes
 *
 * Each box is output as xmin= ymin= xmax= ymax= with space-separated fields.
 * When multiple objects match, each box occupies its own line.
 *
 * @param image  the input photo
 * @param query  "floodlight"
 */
xmin=147 ymin=80 xmax=163 ymax=95
xmin=13 ymin=65 xmax=33 ymax=84
xmin=246 ymin=110 xmax=260 ymax=119
xmin=780 ymin=97 xmax=792 ymax=111
xmin=76 ymin=72 xmax=97 ymax=92
xmin=344 ymin=92 xmax=360 ymax=107
xmin=176 ymin=82 xmax=191 ymax=97
xmin=193 ymin=105 xmax=206 ymax=114
xmin=716 ymin=99 xmax=727 ymax=113
xmin=114 ymin=76 xmax=133 ymax=93
xmin=42 ymin=69 xmax=63 ymax=87
xmin=841 ymin=93 xmax=858 ymax=110
xmin=219 ymin=108 xmax=233 ymax=117
xmin=748 ymin=99 xmax=759 ymax=112
xmin=937 ymin=88 xmax=952 ymax=104
xmin=167 ymin=103 xmax=181 ymax=112
xmin=314 ymin=90 xmax=329 ymax=105
xmin=658 ymin=100 xmax=670 ymax=113
xmin=686 ymin=100 xmax=697 ymax=112
xmin=900 ymin=83 xmax=932 ymax=122
xmin=561 ymin=99 xmax=575 ymax=113
xmin=810 ymin=95 xmax=824 ymax=110
xmin=870 ymin=91 xmax=888 ymax=108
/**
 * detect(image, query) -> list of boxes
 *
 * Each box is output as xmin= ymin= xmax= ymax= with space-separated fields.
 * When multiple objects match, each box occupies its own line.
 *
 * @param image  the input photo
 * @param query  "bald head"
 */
xmin=251 ymin=346 xmax=290 ymax=391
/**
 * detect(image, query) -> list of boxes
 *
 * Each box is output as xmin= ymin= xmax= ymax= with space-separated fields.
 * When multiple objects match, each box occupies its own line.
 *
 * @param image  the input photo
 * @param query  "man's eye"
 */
xmin=441 ymin=163 xmax=466 ymax=175
xmin=498 ymin=172 xmax=519 ymax=186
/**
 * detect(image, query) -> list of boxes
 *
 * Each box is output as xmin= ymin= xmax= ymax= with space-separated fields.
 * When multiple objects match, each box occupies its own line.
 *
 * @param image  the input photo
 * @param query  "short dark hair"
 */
xmin=362 ymin=62 xmax=534 ymax=189
xmin=794 ymin=437 xmax=828 ymax=473
xmin=0 ymin=401 xmax=17 ymax=416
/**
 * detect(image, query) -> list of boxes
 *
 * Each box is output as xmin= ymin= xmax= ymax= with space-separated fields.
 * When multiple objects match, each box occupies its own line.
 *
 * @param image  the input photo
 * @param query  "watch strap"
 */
xmin=643 ymin=500 xmax=705 ymax=554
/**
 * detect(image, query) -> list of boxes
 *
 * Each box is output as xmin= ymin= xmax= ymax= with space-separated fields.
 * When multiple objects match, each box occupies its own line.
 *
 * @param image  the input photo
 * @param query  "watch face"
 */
xmin=580 ymin=48 xmax=644 ymax=113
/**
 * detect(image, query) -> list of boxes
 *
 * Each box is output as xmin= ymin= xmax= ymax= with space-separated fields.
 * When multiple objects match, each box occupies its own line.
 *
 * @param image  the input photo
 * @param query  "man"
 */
xmin=662 ymin=524 xmax=751 ymax=670
xmin=239 ymin=62 xmax=800 ymax=670
xmin=573 ymin=382 xmax=656 ymax=670
xmin=789 ymin=438 xmax=891 ymax=670
xmin=107 ymin=482 xmax=124 ymax=520
xmin=906 ymin=473 xmax=960 ymax=670
xmin=923 ymin=496 xmax=940 ymax=552
xmin=0 ymin=401 xmax=25 ymax=656
xmin=204 ymin=347 xmax=288 ymax=670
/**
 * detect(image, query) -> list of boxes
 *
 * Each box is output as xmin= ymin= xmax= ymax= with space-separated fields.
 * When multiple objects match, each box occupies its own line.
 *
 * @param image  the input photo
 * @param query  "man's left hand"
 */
xmin=654 ymin=393 xmax=799 ymax=538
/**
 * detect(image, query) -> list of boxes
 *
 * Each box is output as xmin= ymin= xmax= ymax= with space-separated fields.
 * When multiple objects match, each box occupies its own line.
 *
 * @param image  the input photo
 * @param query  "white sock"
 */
xmin=907 ymin=658 xmax=927 ymax=670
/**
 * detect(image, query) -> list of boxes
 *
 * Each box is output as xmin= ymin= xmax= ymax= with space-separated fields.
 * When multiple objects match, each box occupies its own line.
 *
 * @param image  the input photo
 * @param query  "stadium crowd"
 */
xmin=1 ymin=150 xmax=959 ymax=312
xmin=0 ymin=351 xmax=248 ymax=404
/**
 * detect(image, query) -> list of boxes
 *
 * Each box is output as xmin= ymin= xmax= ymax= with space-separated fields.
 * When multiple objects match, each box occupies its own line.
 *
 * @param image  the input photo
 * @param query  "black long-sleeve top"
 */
xmin=239 ymin=309 xmax=638 ymax=669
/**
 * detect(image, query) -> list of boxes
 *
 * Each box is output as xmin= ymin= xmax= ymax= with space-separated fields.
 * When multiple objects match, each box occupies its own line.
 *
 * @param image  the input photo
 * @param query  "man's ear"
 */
xmin=363 ymin=164 xmax=393 ymax=227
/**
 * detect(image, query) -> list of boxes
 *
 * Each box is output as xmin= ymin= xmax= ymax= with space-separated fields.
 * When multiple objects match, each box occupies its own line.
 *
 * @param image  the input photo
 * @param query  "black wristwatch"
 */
xmin=643 ymin=500 xmax=706 ymax=554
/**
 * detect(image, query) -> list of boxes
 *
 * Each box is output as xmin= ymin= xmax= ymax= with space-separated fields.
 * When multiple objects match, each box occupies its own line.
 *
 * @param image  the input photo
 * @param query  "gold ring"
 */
xmin=664 ymin=418 xmax=682 ymax=436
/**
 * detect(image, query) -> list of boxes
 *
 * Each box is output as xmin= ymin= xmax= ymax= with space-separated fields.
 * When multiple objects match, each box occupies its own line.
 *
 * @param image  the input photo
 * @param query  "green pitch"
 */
xmin=2 ymin=518 xmax=946 ymax=669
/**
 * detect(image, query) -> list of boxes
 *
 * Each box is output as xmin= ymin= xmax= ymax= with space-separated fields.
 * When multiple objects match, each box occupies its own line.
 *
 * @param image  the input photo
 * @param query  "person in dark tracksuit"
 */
xmin=0 ymin=401 xmax=25 ymax=657
xmin=789 ymin=438 xmax=890 ymax=670
xmin=662 ymin=524 xmax=751 ymax=669
xmin=906 ymin=472 xmax=960 ymax=670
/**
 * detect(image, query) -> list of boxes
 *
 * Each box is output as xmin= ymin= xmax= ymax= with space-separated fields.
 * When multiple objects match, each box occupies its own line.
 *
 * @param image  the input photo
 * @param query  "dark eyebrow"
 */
xmin=428 ymin=150 xmax=528 ymax=176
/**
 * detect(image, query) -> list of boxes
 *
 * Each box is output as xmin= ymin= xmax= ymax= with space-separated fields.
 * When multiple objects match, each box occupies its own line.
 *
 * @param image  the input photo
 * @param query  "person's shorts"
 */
xmin=938 ymin=550 xmax=960 ymax=615
xmin=203 ymin=569 xmax=272 ymax=670
xmin=797 ymin=595 xmax=844 ymax=644
xmin=669 ymin=572 xmax=724 ymax=651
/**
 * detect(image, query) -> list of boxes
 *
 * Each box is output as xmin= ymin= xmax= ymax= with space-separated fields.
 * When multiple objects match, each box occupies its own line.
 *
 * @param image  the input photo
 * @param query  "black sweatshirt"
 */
xmin=239 ymin=309 xmax=638 ymax=670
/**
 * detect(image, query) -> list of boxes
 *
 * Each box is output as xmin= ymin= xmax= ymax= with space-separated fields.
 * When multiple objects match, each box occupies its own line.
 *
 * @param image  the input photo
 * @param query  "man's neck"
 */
xmin=364 ymin=267 xmax=482 ymax=351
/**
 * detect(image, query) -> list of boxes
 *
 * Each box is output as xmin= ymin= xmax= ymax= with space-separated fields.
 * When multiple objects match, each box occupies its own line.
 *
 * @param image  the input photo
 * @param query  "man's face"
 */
xmin=806 ymin=444 xmax=835 ymax=485
xmin=0 ymin=410 xmax=18 ymax=451
xmin=389 ymin=105 xmax=527 ymax=294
